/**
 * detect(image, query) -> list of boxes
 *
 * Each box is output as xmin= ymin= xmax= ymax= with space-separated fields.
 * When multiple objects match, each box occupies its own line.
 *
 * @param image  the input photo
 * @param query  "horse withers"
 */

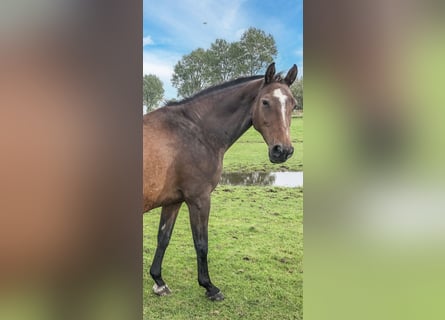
xmin=143 ymin=62 xmax=298 ymax=301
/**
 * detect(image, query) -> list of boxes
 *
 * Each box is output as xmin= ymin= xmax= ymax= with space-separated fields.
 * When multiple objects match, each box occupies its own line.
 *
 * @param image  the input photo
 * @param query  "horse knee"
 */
xmin=194 ymin=240 xmax=208 ymax=256
xmin=157 ymin=228 xmax=174 ymax=248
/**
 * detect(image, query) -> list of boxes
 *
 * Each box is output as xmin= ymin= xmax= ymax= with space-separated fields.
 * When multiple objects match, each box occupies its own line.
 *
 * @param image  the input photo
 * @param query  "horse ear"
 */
xmin=284 ymin=64 xmax=298 ymax=86
xmin=264 ymin=62 xmax=276 ymax=84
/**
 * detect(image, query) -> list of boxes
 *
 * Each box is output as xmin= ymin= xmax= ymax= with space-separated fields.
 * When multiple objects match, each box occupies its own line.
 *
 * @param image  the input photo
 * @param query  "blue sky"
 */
xmin=143 ymin=0 xmax=303 ymax=100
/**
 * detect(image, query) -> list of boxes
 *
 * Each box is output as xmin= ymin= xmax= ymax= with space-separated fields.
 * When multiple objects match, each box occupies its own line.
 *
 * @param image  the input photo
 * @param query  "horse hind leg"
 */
xmin=150 ymin=202 xmax=182 ymax=296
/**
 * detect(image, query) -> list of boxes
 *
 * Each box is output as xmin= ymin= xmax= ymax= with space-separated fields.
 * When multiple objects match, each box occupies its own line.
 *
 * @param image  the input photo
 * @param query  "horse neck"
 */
xmin=184 ymin=79 xmax=263 ymax=151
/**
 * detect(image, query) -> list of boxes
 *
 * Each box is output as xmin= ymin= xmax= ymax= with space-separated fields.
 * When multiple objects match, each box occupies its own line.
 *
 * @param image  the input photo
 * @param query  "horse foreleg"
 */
xmin=150 ymin=202 xmax=182 ymax=296
xmin=187 ymin=195 xmax=224 ymax=301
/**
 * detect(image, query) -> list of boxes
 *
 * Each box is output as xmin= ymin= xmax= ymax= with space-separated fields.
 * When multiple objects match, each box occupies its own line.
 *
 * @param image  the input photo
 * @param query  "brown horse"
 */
xmin=143 ymin=63 xmax=298 ymax=301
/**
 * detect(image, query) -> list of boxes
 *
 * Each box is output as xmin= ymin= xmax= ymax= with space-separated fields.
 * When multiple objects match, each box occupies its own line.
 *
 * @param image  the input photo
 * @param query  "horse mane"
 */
xmin=273 ymin=72 xmax=285 ymax=82
xmin=165 ymin=75 xmax=264 ymax=107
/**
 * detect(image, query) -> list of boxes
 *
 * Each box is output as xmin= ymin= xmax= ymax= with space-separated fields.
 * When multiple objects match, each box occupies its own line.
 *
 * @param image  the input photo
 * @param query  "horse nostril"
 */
xmin=272 ymin=144 xmax=283 ymax=155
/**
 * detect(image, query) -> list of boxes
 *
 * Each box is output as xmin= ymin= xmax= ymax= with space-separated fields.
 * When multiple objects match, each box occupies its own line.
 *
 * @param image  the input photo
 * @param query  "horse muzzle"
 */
xmin=269 ymin=144 xmax=294 ymax=163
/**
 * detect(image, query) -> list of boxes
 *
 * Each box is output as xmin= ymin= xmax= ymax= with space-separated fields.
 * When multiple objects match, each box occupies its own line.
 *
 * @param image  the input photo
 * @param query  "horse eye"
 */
xmin=262 ymin=100 xmax=269 ymax=107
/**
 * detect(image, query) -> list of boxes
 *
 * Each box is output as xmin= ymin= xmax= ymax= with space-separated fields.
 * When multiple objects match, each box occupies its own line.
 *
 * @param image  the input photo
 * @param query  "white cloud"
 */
xmin=142 ymin=0 xmax=249 ymax=100
xmin=143 ymin=35 xmax=154 ymax=46
xmin=142 ymin=0 xmax=303 ymax=96
xmin=144 ymin=0 xmax=249 ymax=49
xmin=143 ymin=50 xmax=181 ymax=100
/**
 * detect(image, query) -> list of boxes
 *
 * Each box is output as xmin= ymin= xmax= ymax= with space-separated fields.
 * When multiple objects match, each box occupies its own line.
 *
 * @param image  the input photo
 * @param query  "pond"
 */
xmin=220 ymin=171 xmax=303 ymax=188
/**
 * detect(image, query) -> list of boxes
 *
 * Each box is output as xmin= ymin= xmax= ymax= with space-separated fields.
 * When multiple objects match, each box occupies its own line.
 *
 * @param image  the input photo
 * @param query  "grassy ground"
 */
xmin=143 ymin=186 xmax=303 ymax=319
xmin=222 ymin=116 xmax=303 ymax=173
xmin=143 ymin=115 xmax=303 ymax=319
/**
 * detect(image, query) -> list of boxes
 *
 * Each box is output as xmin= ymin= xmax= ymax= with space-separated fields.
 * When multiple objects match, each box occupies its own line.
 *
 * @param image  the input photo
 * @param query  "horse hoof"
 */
xmin=152 ymin=284 xmax=171 ymax=296
xmin=206 ymin=291 xmax=224 ymax=301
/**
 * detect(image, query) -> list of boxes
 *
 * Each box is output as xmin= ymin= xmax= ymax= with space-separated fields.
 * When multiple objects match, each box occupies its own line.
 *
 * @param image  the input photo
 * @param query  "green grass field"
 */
xmin=144 ymin=186 xmax=303 ymax=319
xmin=143 ymin=116 xmax=303 ymax=319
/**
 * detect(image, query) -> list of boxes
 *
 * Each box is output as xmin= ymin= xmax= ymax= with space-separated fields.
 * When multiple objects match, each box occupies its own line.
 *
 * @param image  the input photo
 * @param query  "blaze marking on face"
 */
xmin=273 ymin=88 xmax=288 ymax=128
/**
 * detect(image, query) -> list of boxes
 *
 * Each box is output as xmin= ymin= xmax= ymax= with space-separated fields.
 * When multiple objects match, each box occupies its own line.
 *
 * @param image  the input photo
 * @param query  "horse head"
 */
xmin=252 ymin=63 xmax=298 ymax=163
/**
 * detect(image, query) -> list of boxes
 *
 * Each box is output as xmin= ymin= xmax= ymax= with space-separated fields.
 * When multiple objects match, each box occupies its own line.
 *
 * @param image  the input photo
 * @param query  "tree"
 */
xmin=238 ymin=27 xmax=277 ymax=76
xmin=143 ymin=74 xmax=164 ymax=113
xmin=291 ymin=77 xmax=303 ymax=110
xmin=207 ymin=39 xmax=244 ymax=83
xmin=171 ymin=28 xmax=277 ymax=99
xmin=171 ymin=48 xmax=215 ymax=98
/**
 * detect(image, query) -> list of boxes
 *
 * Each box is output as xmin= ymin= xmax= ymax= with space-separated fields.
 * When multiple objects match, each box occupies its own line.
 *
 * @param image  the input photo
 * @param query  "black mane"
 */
xmin=165 ymin=75 xmax=264 ymax=107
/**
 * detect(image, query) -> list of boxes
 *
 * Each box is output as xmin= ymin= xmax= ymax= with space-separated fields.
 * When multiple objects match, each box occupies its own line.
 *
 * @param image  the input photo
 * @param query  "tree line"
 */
xmin=143 ymin=27 xmax=302 ymax=113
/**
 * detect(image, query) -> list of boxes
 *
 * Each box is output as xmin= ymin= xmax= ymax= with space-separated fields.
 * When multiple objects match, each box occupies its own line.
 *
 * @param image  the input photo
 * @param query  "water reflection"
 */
xmin=220 ymin=171 xmax=303 ymax=188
